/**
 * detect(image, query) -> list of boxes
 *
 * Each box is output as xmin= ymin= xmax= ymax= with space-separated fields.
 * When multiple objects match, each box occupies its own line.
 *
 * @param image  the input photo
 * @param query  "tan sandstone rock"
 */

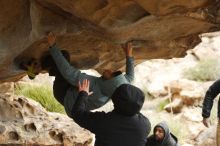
xmin=0 ymin=93 xmax=93 ymax=145
xmin=164 ymin=79 xmax=205 ymax=113
xmin=0 ymin=82 xmax=14 ymax=94
xmin=0 ymin=0 xmax=219 ymax=81
xmin=164 ymin=98 xmax=184 ymax=113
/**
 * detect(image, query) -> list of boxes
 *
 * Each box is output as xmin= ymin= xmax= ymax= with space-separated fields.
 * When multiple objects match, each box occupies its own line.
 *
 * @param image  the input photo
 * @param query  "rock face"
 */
xmin=163 ymin=79 xmax=205 ymax=113
xmin=0 ymin=93 xmax=93 ymax=145
xmin=134 ymin=33 xmax=220 ymax=114
xmin=0 ymin=0 xmax=220 ymax=81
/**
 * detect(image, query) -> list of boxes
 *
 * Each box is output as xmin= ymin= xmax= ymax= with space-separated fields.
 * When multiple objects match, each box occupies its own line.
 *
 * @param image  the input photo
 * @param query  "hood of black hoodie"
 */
xmin=111 ymin=84 xmax=145 ymax=116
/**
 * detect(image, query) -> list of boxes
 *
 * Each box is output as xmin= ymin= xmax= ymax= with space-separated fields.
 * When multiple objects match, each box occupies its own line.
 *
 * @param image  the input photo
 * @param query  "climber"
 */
xmin=71 ymin=79 xmax=151 ymax=146
xmin=145 ymin=121 xmax=178 ymax=146
xmin=37 ymin=32 xmax=134 ymax=117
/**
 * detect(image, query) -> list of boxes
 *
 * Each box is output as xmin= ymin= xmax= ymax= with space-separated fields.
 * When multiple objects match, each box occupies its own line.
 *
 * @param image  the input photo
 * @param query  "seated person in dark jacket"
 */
xmin=71 ymin=79 xmax=151 ymax=146
xmin=146 ymin=121 xmax=178 ymax=146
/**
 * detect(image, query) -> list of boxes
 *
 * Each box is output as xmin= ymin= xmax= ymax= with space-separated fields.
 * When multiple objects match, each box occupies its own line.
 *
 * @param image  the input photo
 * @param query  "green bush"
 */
xmin=183 ymin=58 xmax=220 ymax=81
xmin=156 ymin=99 xmax=169 ymax=112
xmin=15 ymin=84 xmax=65 ymax=114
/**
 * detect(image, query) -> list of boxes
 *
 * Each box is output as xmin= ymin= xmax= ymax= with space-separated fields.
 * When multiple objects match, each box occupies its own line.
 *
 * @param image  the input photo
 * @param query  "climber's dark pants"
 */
xmin=53 ymin=75 xmax=70 ymax=106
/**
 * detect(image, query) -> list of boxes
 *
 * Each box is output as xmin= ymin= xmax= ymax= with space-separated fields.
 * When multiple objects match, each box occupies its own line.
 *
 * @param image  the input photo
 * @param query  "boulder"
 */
xmin=0 ymin=93 xmax=93 ymax=145
xmin=164 ymin=98 xmax=184 ymax=113
xmin=194 ymin=125 xmax=216 ymax=146
xmin=0 ymin=0 xmax=219 ymax=81
xmin=166 ymin=79 xmax=204 ymax=105
xmin=0 ymin=82 xmax=14 ymax=94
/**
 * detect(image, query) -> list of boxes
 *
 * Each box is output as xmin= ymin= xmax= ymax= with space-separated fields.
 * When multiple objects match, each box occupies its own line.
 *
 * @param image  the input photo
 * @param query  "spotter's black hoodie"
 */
xmin=71 ymin=84 xmax=151 ymax=146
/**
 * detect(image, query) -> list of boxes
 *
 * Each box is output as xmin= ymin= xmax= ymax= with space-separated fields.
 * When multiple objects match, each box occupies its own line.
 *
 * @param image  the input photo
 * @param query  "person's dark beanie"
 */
xmin=111 ymin=84 xmax=145 ymax=116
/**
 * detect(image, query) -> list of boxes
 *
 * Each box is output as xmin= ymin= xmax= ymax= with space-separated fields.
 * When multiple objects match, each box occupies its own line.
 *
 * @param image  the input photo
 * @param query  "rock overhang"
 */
xmin=0 ymin=0 xmax=219 ymax=82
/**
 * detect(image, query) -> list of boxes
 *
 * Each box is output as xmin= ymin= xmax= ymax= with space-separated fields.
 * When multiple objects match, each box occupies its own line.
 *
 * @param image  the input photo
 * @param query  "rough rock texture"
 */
xmin=162 ymin=79 xmax=206 ymax=113
xmin=0 ymin=93 xmax=93 ymax=145
xmin=164 ymin=98 xmax=183 ymax=113
xmin=0 ymin=82 xmax=14 ymax=94
xmin=0 ymin=0 xmax=220 ymax=81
